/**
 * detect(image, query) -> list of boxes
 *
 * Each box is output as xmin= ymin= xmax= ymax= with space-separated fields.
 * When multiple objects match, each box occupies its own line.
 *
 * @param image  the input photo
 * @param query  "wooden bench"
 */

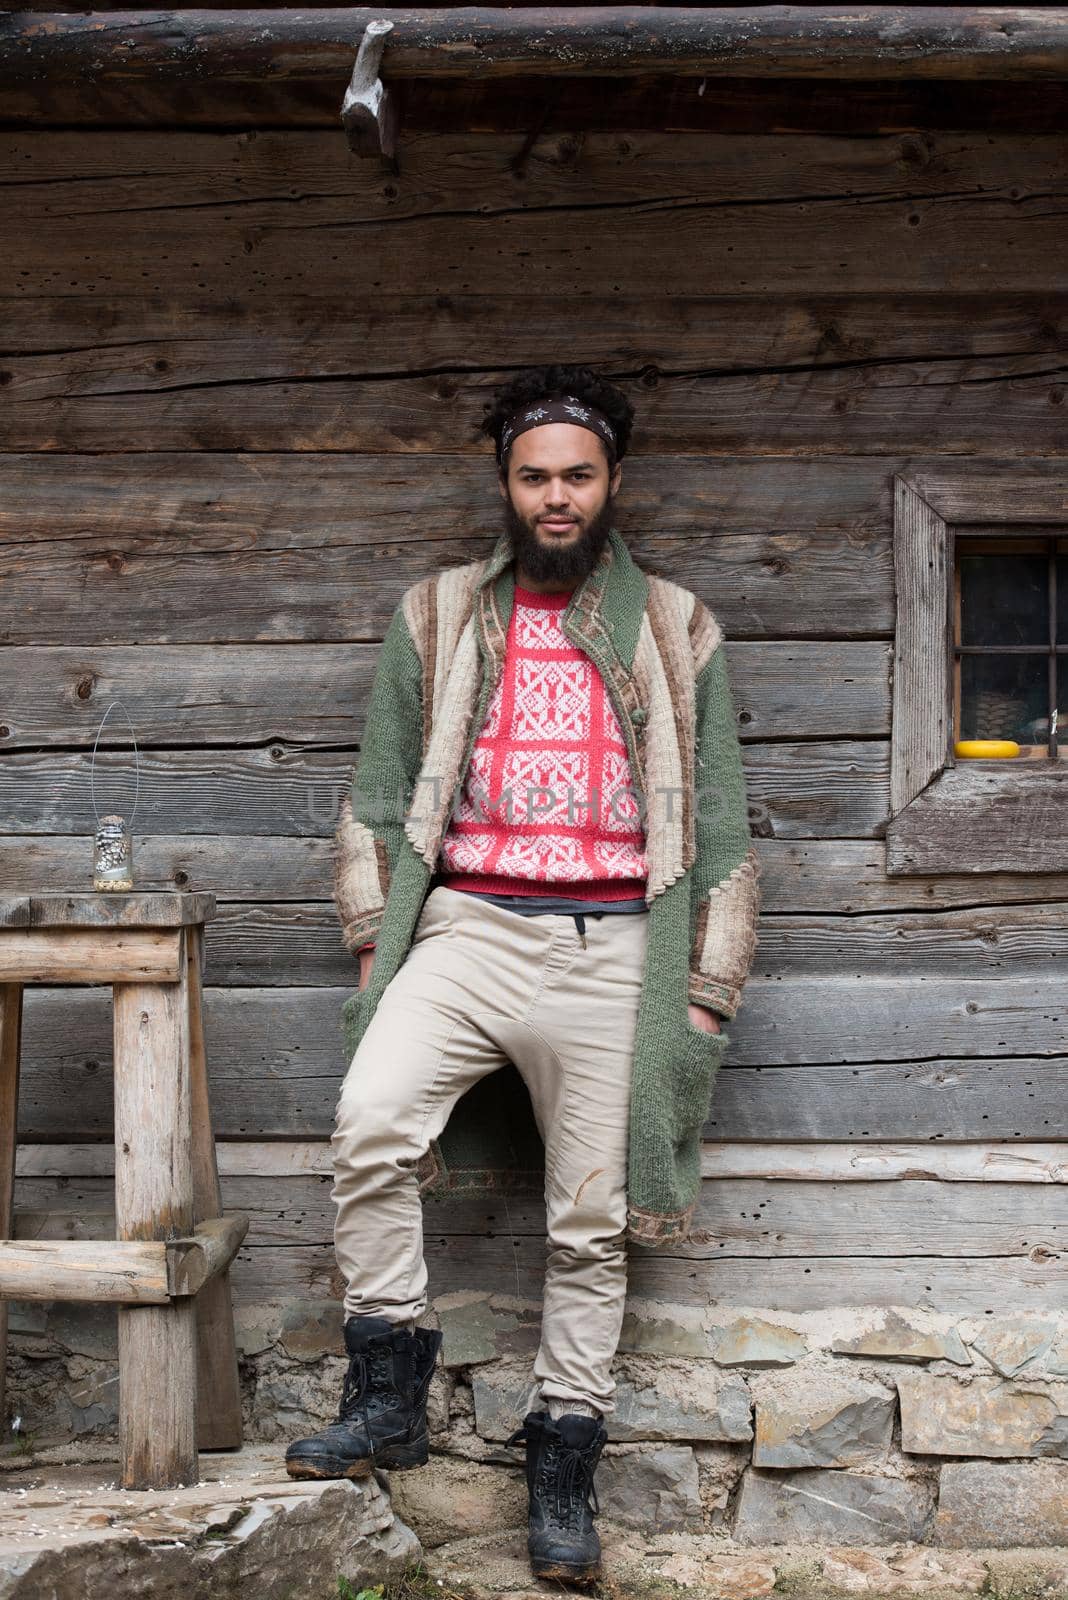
xmin=0 ymin=892 xmax=247 ymax=1489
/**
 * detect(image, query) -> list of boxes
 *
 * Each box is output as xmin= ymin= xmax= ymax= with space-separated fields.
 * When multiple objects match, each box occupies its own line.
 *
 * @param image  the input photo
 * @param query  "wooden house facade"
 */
xmin=1 ymin=5 xmax=1066 ymax=1547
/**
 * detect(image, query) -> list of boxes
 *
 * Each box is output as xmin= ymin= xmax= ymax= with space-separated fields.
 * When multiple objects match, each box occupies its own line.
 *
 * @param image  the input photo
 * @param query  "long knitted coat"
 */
xmin=334 ymin=525 xmax=761 ymax=1247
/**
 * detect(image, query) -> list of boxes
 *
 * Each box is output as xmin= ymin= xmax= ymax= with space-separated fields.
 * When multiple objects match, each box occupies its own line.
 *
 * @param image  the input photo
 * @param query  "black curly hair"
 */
xmin=478 ymin=364 xmax=635 ymax=474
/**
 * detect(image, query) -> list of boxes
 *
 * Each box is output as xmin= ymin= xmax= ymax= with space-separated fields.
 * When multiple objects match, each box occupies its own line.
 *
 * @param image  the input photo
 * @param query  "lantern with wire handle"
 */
xmin=90 ymin=701 xmax=140 ymax=891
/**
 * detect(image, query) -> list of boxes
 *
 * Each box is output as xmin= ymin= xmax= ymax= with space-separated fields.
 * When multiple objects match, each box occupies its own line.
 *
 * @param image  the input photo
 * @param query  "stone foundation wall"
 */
xmin=5 ymin=1293 xmax=1067 ymax=1548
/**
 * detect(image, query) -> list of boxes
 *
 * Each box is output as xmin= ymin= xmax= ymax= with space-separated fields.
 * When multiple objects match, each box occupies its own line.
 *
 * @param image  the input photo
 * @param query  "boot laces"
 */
xmin=337 ymin=1343 xmax=393 ymax=1456
xmin=507 ymin=1424 xmax=600 ymax=1529
xmin=546 ymin=1440 xmax=600 ymax=1527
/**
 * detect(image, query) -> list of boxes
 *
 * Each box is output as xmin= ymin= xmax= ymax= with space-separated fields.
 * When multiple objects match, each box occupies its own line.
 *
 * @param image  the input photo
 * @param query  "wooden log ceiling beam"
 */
xmin=3 ymin=8 xmax=1068 ymax=88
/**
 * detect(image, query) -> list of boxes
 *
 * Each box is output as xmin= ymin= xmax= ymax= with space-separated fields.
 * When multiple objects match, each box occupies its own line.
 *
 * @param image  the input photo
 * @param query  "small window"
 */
xmin=953 ymin=534 xmax=1066 ymax=761
xmin=887 ymin=475 xmax=1068 ymax=874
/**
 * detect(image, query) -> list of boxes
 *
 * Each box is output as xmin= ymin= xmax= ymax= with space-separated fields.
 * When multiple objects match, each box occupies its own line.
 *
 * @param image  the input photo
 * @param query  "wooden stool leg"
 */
xmin=186 ymin=923 xmax=243 ymax=1449
xmin=113 ymin=948 xmax=198 ymax=1489
xmin=0 ymin=984 xmax=23 ymax=1432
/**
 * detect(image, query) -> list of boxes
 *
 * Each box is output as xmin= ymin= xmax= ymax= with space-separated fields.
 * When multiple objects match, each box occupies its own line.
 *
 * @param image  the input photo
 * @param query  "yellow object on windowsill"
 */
xmin=954 ymin=739 xmax=1021 ymax=758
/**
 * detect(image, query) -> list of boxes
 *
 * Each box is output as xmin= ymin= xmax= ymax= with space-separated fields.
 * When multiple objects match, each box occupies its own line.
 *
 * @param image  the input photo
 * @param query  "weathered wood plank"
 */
xmin=0 ymin=642 xmax=888 ymax=743
xmin=112 ymin=959 xmax=197 ymax=1487
xmin=890 ymin=474 xmax=948 ymax=815
xmin=0 ymin=983 xmax=23 ymax=1426
xmin=0 ymin=748 xmax=363 ymax=837
xmin=10 ymin=893 xmax=215 ymax=929
xmin=284 ymin=71 xmax=1068 ymax=136
xmin=748 ymin=903 xmax=1068 ymax=976
xmin=0 ymin=521 xmax=892 ymax=646
xmin=9 ymin=1215 xmax=1061 ymax=1314
xmin=6 ymin=289 xmax=1063 ymax=372
xmin=4 ymin=189 xmax=1064 ymax=296
xmin=746 ymin=741 xmax=889 ymax=837
xmin=8 ymin=130 xmax=1068 ymax=233
xmin=221 ymin=1239 xmax=1064 ymax=1314
xmin=6 ymin=836 xmax=1068 ymax=916
xmin=0 ymin=741 xmax=888 ymax=839
xmin=8 ymin=347 xmax=1063 ymax=456
xmin=12 ymin=984 xmax=1068 ymax=1142
xmin=307 ymin=1172 xmax=1068 ymax=1261
xmin=0 ymin=1239 xmax=170 ymax=1303
xmin=3 ymin=287 xmax=1066 ymax=455
xmin=5 ymin=11 xmax=1067 ymax=88
xmin=13 ymin=1172 xmax=1066 ymax=1259
xmin=165 ymin=1215 xmax=249 ymax=1299
xmin=0 ymin=928 xmax=183 ymax=986
xmin=185 ymin=922 xmax=243 ymax=1446
xmin=183 ymin=921 xmax=244 ymax=1448
xmin=751 ymin=840 xmax=1068 ymax=915
xmin=0 ymin=451 xmax=903 ymax=644
xmin=4 ymin=899 xmax=1060 ymax=990
xmin=5 ymin=458 xmax=1062 ymax=641
xmin=2 ymin=67 xmax=1066 ymax=132
xmin=15 ymin=1171 xmax=1060 ymax=1312
xmin=8 ymin=453 xmax=1063 ymax=541
xmin=888 ymin=765 xmax=1068 ymax=874
xmin=18 ymin=1137 xmax=1067 ymax=1186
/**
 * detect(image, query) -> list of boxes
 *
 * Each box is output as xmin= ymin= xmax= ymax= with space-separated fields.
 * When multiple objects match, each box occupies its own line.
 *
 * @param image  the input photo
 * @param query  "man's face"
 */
xmin=498 ymin=422 xmax=623 ymax=586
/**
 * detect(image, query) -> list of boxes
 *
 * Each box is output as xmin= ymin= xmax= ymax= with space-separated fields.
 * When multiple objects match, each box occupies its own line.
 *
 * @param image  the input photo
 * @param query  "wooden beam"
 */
xmin=113 ymin=956 xmax=198 ymax=1488
xmin=185 ymin=921 xmax=244 ymax=1448
xmin=4 ymin=8 xmax=1068 ymax=89
xmin=166 ymin=1214 xmax=250 ymax=1298
xmin=0 ymin=928 xmax=183 ymax=986
xmin=4 ymin=1215 xmax=249 ymax=1296
xmin=0 ymin=893 xmax=216 ymax=930
xmin=0 ymin=1237 xmax=170 ymax=1302
xmin=0 ymin=984 xmax=24 ymax=1429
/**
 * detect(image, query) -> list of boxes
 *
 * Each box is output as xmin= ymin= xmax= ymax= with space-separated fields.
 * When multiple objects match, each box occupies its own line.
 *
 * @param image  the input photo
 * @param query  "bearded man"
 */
xmin=286 ymin=363 xmax=760 ymax=1586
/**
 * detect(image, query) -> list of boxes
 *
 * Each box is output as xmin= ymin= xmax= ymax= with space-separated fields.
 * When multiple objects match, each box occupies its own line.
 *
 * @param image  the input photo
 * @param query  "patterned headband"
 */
xmin=498 ymin=394 xmax=617 ymax=464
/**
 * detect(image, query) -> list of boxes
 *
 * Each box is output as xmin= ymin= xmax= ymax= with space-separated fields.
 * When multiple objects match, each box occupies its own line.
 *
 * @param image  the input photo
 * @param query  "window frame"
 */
xmin=886 ymin=473 xmax=1068 ymax=875
xmin=952 ymin=532 xmax=1064 ymax=761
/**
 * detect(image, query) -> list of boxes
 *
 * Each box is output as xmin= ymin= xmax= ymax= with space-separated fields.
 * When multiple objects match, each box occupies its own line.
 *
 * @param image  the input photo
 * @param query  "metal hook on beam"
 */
xmin=341 ymin=18 xmax=397 ymax=162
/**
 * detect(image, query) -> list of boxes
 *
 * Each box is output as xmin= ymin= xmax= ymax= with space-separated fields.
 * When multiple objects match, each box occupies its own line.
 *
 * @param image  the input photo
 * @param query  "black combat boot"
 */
xmin=507 ymin=1409 xmax=608 ymax=1584
xmin=285 ymin=1313 xmax=443 ymax=1480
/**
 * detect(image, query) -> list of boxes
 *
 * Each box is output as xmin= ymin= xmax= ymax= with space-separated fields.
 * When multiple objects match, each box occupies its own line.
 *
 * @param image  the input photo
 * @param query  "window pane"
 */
xmin=959 ymin=553 xmax=1049 ymax=646
xmin=1058 ymin=553 xmax=1067 ymax=646
xmin=959 ymin=653 xmax=1050 ymax=747
xmin=1059 ymin=656 xmax=1068 ymax=758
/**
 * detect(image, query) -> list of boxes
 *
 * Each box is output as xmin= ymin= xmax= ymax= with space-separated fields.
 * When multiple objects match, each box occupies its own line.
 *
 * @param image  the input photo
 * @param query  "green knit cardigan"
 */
xmin=333 ymin=526 xmax=760 ymax=1247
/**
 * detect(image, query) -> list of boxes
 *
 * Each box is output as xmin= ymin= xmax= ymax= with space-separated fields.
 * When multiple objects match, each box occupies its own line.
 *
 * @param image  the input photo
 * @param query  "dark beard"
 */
xmin=503 ymin=492 xmax=615 ymax=586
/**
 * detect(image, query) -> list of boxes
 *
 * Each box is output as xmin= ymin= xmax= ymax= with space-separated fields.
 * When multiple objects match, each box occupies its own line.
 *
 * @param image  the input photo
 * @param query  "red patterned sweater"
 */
xmin=356 ymin=584 xmax=647 ymax=949
xmin=438 ymin=583 xmax=648 ymax=898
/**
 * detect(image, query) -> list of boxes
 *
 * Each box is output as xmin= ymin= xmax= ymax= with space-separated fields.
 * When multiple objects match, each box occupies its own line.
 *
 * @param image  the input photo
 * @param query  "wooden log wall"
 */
xmin=2 ymin=76 xmax=1066 ymax=1316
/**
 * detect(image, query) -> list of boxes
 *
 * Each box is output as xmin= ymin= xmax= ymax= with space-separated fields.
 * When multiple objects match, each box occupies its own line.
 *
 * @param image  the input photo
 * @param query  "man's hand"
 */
xmin=358 ymin=948 xmax=375 ymax=992
xmin=687 ymin=1002 xmax=722 ymax=1034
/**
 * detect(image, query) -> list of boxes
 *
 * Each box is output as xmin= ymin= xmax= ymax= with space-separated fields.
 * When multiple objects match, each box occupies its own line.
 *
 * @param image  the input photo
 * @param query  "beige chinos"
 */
xmin=330 ymin=884 xmax=650 ymax=1417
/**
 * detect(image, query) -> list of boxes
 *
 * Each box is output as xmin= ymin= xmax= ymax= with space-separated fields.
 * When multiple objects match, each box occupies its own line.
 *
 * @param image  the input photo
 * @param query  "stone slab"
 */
xmin=965 ymin=1321 xmax=1058 ymax=1379
xmin=897 ymin=1371 xmax=1068 ymax=1458
xmin=935 ymin=1459 xmax=1068 ymax=1548
xmin=733 ymin=1465 xmax=934 ymax=1547
xmin=471 ymin=1358 xmax=752 ymax=1443
xmin=597 ymin=1447 xmax=703 ymax=1532
xmin=0 ymin=1445 xmax=418 ymax=1600
xmin=750 ymin=1368 xmax=895 ymax=1468
xmin=712 ymin=1316 xmax=810 ymax=1367
xmin=388 ymin=1457 xmax=526 ymax=1549
xmin=831 ymin=1310 xmax=971 ymax=1366
xmin=434 ymin=1295 xmax=540 ymax=1369
xmin=817 ymin=1546 xmax=987 ymax=1594
xmin=424 ymin=1526 xmax=1064 ymax=1600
